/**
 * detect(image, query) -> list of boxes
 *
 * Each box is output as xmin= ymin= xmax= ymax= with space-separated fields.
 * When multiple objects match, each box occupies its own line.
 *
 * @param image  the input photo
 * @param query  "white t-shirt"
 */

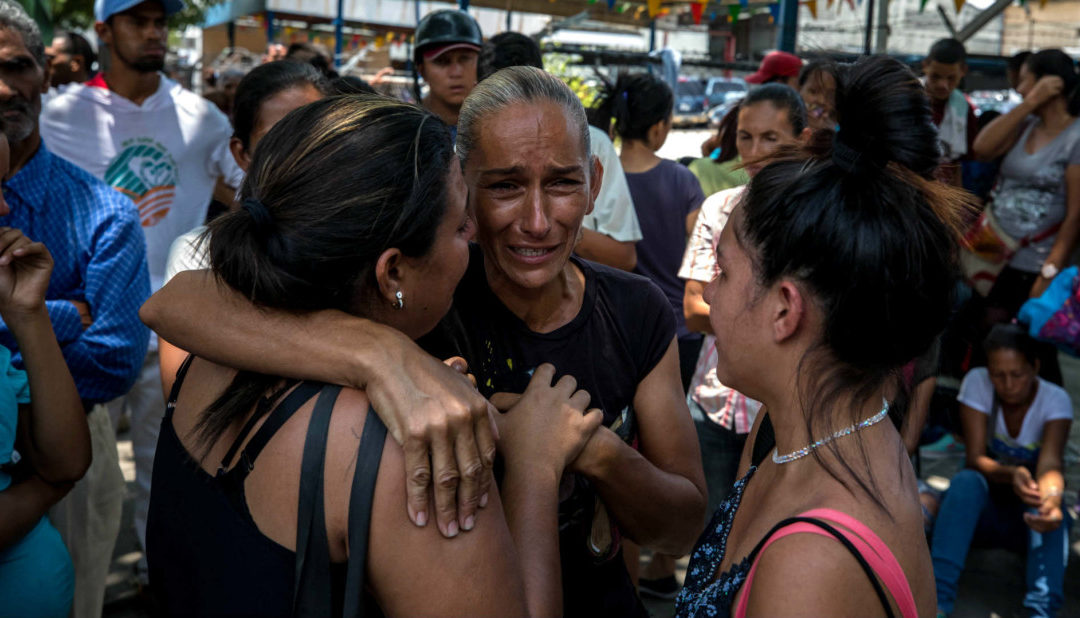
xmin=585 ymin=126 xmax=642 ymax=243
xmin=41 ymin=74 xmax=243 ymax=292
xmin=957 ymin=367 xmax=1073 ymax=465
xmin=163 ymin=226 xmax=210 ymax=286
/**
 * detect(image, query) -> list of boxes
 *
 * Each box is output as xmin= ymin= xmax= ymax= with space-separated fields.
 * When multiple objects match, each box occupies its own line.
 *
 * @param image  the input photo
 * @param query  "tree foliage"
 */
xmin=48 ymin=0 xmax=224 ymax=30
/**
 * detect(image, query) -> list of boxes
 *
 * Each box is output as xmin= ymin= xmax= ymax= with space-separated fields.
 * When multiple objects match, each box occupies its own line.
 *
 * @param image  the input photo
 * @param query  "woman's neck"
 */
xmin=1035 ymin=97 xmax=1075 ymax=132
xmin=764 ymin=385 xmax=890 ymax=462
xmin=619 ymin=139 xmax=662 ymax=173
xmin=484 ymin=259 xmax=585 ymax=334
xmin=1001 ymin=381 xmax=1039 ymax=417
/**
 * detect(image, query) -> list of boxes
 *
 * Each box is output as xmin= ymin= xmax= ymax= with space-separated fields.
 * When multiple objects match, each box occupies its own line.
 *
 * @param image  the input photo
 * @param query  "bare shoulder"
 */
xmin=741 ymin=530 xmax=891 ymax=617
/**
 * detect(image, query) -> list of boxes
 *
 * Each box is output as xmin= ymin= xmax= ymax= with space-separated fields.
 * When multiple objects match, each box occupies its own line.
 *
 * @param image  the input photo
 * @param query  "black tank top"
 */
xmin=146 ymin=356 xmax=386 ymax=617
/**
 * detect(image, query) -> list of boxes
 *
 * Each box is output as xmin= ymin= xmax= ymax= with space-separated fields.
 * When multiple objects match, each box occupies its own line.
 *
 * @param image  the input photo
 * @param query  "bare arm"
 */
xmin=575 ymin=228 xmax=637 ymax=272
xmin=0 ymin=232 xmax=88 ymax=484
xmin=960 ymin=404 xmax=1016 ymax=484
xmin=141 ymin=269 xmax=495 ymax=538
xmin=1024 ymin=418 xmax=1071 ymax=533
xmin=0 ymin=475 xmax=72 ymax=550
xmin=571 ymin=339 xmax=707 ymax=554
xmin=158 ymin=337 xmax=189 ymax=401
xmin=972 ymin=76 xmax=1062 ymax=161
xmin=683 ymin=279 xmax=713 ymax=335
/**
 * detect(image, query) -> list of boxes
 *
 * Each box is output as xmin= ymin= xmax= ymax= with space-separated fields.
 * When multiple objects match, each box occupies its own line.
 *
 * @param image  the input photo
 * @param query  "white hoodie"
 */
xmin=41 ymin=74 xmax=243 ymax=292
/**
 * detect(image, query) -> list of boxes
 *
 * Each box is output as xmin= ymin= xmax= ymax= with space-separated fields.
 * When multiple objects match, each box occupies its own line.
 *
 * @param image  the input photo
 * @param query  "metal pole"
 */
xmin=649 ymin=19 xmax=656 ymax=52
xmin=776 ymin=0 xmax=799 ymax=52
xmin=334 ymin=0 xmax=344 ymax=67
xmin=863 ymin=0 xmax=874 ymax=55
xmin=227 ymin=20 xmax=235 ymax=49
xmin=265 ymin=10 xmax=275 ymax=44
xmin=874 ymin=0 xmax=888 ymax=53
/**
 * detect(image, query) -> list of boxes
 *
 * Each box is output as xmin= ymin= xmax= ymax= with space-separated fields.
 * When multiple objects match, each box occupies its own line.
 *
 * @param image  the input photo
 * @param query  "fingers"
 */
xmin=473 ymin=403 xmax=497 ymax=507
xmin=402 ymin=430 xmax=432 ymax=529
xmin=0 ymin=228 xmax=31 ymax=265
xmin=569 ymin=388 xmax=592 ymax=412
xmin=526 ymin=363 xmax=557 ymax=391
xmin=429 ymin=424 xmax=461 ymax=538
xmin=452 ymin=421 xmax=484 ymax=533
xmin=443 ymin=356 xmax=469 ymax=374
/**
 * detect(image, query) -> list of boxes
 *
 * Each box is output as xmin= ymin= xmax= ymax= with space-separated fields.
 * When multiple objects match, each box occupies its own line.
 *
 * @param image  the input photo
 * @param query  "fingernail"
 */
xmin=463 ymin=515 xmax=475 ymax=531
xmin=415 ymin=511 xmax=427 ymax=527
xmin=446 ymin=521 xmax=459 ymax=538
xmin=480 ymin=492 xmax=489 ymax=508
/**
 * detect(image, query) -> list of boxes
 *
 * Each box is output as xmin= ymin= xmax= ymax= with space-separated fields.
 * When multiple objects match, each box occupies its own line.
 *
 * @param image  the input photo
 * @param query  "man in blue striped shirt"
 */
xmin=0 ymin=3 xmax=149 ymax=616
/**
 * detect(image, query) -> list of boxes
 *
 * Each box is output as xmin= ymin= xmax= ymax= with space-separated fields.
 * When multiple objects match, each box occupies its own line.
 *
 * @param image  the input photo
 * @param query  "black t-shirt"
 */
xmin=421 ymin=244 xmax=675 ymax=617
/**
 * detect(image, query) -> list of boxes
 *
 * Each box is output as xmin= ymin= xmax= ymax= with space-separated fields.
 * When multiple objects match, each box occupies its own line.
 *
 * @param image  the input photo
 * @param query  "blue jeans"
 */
xmin=930 ymin=469 xmax=1070 ymax=617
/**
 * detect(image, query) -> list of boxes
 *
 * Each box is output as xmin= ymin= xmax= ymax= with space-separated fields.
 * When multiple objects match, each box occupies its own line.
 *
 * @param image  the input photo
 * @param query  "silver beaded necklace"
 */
xmin=772 ymin=399 xmax=890 ymax=465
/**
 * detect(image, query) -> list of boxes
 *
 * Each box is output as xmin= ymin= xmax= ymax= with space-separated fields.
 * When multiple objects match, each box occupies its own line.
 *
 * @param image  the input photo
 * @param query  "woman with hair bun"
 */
xmin=675 ymin=55 xmax=971 ymax=617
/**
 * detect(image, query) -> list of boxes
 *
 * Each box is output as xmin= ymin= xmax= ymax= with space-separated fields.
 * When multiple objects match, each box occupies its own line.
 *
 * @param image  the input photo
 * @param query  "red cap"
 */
xmin=422 ymin=42 xmax=481 ymax=61
xmin=745 ymin=51 xmax=803 ymax=84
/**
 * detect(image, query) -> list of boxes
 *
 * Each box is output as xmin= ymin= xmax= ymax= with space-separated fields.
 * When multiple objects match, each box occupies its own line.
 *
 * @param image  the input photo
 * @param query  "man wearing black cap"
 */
xmin=413 ymin=9 xmax=482 ymax=130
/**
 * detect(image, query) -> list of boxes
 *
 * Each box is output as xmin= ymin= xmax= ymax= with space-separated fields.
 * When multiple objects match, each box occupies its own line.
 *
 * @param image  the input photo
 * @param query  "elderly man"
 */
xmin=0 ymin=2 xmax=149 ymax=616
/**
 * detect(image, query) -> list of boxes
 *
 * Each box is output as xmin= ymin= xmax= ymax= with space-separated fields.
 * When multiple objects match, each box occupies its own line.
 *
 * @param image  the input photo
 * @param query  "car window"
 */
xmin=677 ymin=80 xmax=705 ymax=96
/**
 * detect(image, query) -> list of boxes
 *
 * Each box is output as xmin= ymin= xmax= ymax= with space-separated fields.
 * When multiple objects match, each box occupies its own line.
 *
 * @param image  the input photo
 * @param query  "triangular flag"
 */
xmin=768 ymin=3 xmax=781 ymax=20
xmin=607 ymin=0 xmax=616 ymax=7
xmin=802 ymin=0 xmax=818 ymax=18
xmin=919 ymin=0 xmax=929 ymax=11
xmin=826 ymin=0 xmax=834 ymax=9
xmin=728 ymin=4 xmax=742 ymax=21
xmin=619 ymin=2 xmax=630 ymax=12
xmin=647 ymin=0 xmax=662 ymax=17
xmin=846 ymin=0 xmax=855 ymax=11
xmin=740 ymin=0 xmax=749 ymax=6
xmin=691 ymin=2 xmax=704 ymax=23
xmin=459 ymin=0 xmax=469 ymax=9
xmin=953 ymin=0 xmax=964 ymax=11
xmin=1039 ymin=0 xmax=1047 ymax=7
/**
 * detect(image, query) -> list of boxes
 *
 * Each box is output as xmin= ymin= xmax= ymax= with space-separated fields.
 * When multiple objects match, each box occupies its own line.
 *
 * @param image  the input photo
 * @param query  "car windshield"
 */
xmin=709 ymin=82 xmax=743 ymax=93
xmin=677 ymin=80 xmax=705 ymax=96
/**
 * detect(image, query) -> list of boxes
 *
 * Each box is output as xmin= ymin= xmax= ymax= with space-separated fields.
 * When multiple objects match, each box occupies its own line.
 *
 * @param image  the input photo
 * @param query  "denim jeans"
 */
xmin=688 ymin=398 xmax=748 ymax=516
xmin=930 ymin=469 xmax=1070 ymax=617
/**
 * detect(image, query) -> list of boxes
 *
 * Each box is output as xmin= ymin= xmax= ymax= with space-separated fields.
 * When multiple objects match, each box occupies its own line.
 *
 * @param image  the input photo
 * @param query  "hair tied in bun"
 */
xmin=831 ymin=138 xmax=868 ymax=174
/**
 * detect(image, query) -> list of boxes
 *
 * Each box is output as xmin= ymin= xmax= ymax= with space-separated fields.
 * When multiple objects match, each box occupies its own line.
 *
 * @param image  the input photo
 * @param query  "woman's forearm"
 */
xmin=500 ymin=465 xmax=564 ymax=617
xmin=0 ymin=475 xmax=72 ymax=550
xmin=10 ymin=307 xmax=88 ymax=484
xmin=141 ymin=269 xmax=391 ymax=388
xmin=969 ymin=454 xmax=1015 ymax=485
xmin=972 ymin=99 xmax=1037 ymax=160
xmin=575 ymin=427 xmax=706 ymax=554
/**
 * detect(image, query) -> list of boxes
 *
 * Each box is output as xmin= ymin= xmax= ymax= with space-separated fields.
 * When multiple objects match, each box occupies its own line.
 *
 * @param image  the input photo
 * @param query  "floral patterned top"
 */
xmin=674 ymin=465 xmax=759 ymax=617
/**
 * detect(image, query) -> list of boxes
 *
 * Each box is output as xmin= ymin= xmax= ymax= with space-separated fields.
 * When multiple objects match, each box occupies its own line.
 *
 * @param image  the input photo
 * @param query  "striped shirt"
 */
xmin=0 ymin=143 xmax=150 ymax=403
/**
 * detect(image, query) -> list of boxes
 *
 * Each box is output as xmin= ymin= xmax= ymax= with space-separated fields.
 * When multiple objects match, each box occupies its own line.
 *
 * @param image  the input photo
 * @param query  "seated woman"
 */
xmin=675 ymin=56 xmax=965 ymax=617
xmin=0 ymin=135 xmax=91 ymax=615
xmin=143 ymin=66 xmax=706 ymax=616
xmin=930 ymin=324 xmax=1071 ymax=617
xmin=145 ymin=96 xmax=604 ymax=616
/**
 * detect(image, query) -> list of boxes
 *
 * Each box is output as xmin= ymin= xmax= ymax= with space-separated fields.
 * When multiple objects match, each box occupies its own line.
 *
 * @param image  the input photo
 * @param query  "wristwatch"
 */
xmin=1041 ymin=262 xmax=1060 ymax=279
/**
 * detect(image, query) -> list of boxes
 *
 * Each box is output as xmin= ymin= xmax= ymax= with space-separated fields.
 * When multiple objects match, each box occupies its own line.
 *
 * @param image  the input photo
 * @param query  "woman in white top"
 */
xmin=930 ymin=323 xmax=1072 ymax=617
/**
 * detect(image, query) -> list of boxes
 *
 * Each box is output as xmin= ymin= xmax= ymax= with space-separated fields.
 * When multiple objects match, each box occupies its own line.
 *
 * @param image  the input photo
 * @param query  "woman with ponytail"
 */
xmin=972 ymin=49 xmax=1080 ymax=314
xmin=593 ymin=73 xmax=707 ymax=392
xmin=675 ymin=55 xmax=970 ymax=617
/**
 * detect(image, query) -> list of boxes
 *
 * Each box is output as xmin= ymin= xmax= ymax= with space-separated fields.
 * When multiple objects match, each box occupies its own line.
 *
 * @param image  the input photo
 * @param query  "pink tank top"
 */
xmin=733 ymin=508 xmax=918 ymax=618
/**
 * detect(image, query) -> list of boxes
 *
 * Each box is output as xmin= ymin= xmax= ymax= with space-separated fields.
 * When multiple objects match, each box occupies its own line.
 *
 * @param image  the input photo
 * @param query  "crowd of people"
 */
xmin=0 ymin=0 xmax=1076 ymax=616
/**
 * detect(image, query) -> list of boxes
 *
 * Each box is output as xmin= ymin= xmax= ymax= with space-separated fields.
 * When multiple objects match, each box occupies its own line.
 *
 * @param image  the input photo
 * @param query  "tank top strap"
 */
xmin=219 ymin=379 xmax=301 ymax=472
xmin=733 ymin=510 xmax=917 ymax=618
xmin=341 ymin=406 xmax=388 ymax=618
xmin=292 ymin=383 xmax=341 ymax=617
xmin=165 ymin=354 xmax=196 ymax=419
xmin=217 ymin=381 xmax=323 ymax=484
